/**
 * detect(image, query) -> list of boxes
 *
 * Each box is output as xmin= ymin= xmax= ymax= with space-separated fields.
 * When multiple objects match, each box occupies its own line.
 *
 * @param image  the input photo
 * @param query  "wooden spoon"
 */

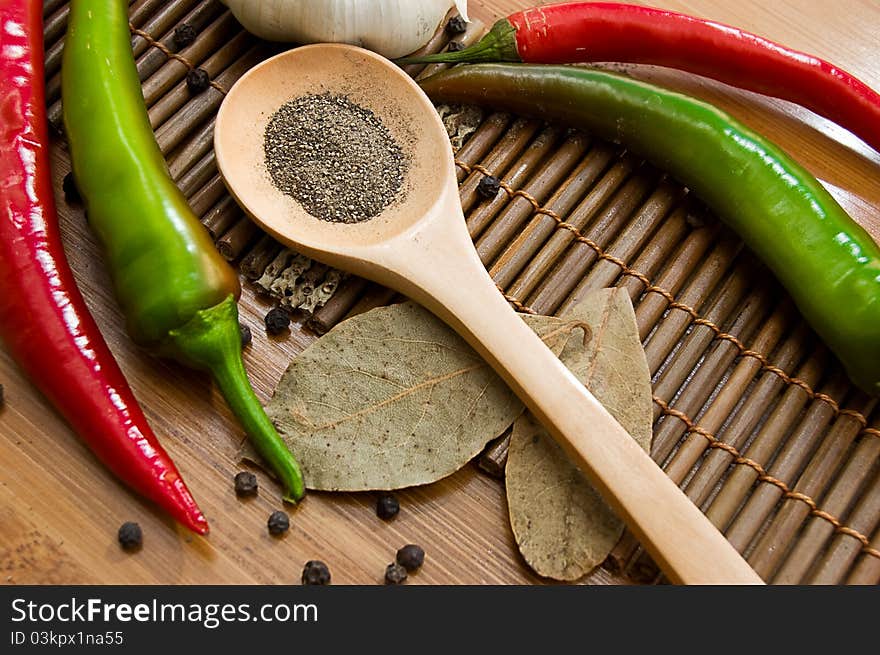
xmin=215 ymin=44 xmax=762 ymax=585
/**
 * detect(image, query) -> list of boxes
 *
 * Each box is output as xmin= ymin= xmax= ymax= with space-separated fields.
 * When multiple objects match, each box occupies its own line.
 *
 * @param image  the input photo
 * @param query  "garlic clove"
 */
xmin=222 ymin=0 xmax=469 ymax=59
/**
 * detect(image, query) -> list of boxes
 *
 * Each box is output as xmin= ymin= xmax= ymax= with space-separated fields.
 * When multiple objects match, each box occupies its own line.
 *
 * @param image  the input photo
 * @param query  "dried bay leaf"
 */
xmin=506 ymin=288 xmax=653 ymax=581
xmin=266 ymin=301 xmax=581 ymax=491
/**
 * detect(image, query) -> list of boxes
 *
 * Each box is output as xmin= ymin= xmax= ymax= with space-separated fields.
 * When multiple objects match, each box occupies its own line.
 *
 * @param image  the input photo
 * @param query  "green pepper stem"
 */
xmin=394 ymin=19 xmax=519 ymax=65
xmin=164 ymin=296 xmax=305 ymax=503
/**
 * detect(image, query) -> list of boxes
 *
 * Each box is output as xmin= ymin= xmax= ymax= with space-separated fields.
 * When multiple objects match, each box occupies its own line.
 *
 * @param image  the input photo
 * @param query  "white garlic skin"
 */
xmin=222 ymin=0 xmax=469 ymax=58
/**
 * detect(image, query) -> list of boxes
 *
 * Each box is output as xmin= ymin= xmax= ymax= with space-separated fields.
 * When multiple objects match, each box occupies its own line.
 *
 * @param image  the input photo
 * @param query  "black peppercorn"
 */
xmin=395 ymin=544 xmax=425 ymax=572
xmin=476 ymin=175 xmax=502 ymax=200
xmin=234 ymin=471 xmax=258 ymax=497
xmin=384 ymin=562 xmax=407 ymax=585
xmin=301 ymin=560 xmax=332 ymax=585
xmin=267 ymin=510 xmax=290 ymax=536
xmin=62 ymin=172 xmax=81 ymax=204
xmin=185 ymin=68 xmax=211 ymax=94
xmin=376 ymin=493 xmax=399 ymax=520
xmin=446 ymin=15 xmax=468 ymax=35
xmin=117 ymin=522 xmax=142 ymax=551
xmin=173 ymin=23 xmax=198 ymax=49
xmin=447 ymin=40 xmax=466 ymax=53
xmin=239 ymin=323 xmax=253 ymax=348
xmin=264 ymin=307 xmax=290 ymax=335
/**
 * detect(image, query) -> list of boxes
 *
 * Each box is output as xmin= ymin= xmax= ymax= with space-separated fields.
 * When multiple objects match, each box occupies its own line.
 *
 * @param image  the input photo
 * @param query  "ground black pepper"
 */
xmin=267 ymin=510 xmax=290 ymax=536
xmin=117 ymin=522 xmax=142 ymax=551
xmin=186 ymin=68 xmax=211 ymax=94
xmin=447 ymin=41 xmax=466 ymax=52
xmin=173 ymin=23 xmax=197 ymax=49
xmin=301 ymin=560 xmax=332 ymax=585
xmin=264 ymin=307 xmax=290 ymax=335
xmin=476 ymin=175 xmax=501 ymax=200
xmin=376 ymin=493 xmax=400 ymax=520
xmin=62 ymin=172 xmax=80 ymax=204
xmin=395 ymin=544 xmax=425 ymax=572
xmin=239 ymin=323 xmax=252 ymax=348
xmin=264 ymin=93 xmax=406 ymax=224
xmin=446 ymin=15 xmax=468 ymax=35
xmin=384 ymin=562 xmax=407 ymax=585
xmin=234 ymin=471 xmax=258 ymax=497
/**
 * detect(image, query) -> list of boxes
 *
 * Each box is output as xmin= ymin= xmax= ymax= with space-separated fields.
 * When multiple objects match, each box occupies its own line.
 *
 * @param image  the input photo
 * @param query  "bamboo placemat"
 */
xmin=42 ymin=0 xmax=880 ymax=585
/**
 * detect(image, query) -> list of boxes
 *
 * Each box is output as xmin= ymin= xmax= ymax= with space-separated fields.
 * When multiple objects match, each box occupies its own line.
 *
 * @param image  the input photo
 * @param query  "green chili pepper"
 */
xmin=62 ymin=0 xmax=304 ymax=502
xmin=420 ymin=64 xmax=880 ymax=395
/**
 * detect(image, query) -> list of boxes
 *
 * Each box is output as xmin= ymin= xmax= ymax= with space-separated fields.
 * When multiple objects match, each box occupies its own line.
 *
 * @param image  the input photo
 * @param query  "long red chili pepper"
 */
xmin=0 ymin=0 xmax=208 ymax=535
xmin=399 ymin=1 xmax=880 ymax=153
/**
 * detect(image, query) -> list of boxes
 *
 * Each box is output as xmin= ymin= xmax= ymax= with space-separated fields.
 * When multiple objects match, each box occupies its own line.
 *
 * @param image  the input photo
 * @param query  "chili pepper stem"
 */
xmin=164 ymin=295 xmax=305 ymax=503
xmin=395 ymin=19 xmax=518 ymax=65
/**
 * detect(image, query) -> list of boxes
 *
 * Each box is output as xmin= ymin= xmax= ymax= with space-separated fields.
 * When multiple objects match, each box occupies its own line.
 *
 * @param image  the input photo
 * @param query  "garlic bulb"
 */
xmin=222 ymin=0 xmax=469 ymax=59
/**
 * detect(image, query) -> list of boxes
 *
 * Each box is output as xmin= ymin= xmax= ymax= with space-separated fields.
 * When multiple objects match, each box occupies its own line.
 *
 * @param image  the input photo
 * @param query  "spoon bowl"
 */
xmin=216 ymin=44 xmax=762 ymax=585
xmin=215 ymin=44 xmax=455 ymax=271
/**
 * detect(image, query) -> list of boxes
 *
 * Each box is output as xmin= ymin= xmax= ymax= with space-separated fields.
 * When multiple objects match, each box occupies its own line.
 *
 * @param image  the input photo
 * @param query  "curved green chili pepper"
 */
xmin=62 ymin=0 xmax=304 ymax=502
xmin=420 ymin=64 xmax=880 ymax=395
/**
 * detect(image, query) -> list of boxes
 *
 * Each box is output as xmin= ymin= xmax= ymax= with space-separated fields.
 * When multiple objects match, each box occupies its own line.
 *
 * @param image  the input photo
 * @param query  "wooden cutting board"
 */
xmin=2 ymin=0 xmax=878 ymax=585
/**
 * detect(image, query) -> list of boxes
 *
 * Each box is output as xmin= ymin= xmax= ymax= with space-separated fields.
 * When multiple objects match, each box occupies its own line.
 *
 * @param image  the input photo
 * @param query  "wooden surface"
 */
xmin=2 ymin=0 xmax=879 ymax=585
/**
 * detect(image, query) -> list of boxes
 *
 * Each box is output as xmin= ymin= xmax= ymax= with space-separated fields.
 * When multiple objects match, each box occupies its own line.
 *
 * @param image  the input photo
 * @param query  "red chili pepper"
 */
xmin=0 ymin=0 xmax=208 ymax=535
xmin=399 ymin=1 xmax=880 ymax=153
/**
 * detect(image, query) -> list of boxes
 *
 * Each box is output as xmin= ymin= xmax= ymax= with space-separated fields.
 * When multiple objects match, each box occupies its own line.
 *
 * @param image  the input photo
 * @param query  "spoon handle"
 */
xmin=388 ymin=207 xmax=763 ymax=585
